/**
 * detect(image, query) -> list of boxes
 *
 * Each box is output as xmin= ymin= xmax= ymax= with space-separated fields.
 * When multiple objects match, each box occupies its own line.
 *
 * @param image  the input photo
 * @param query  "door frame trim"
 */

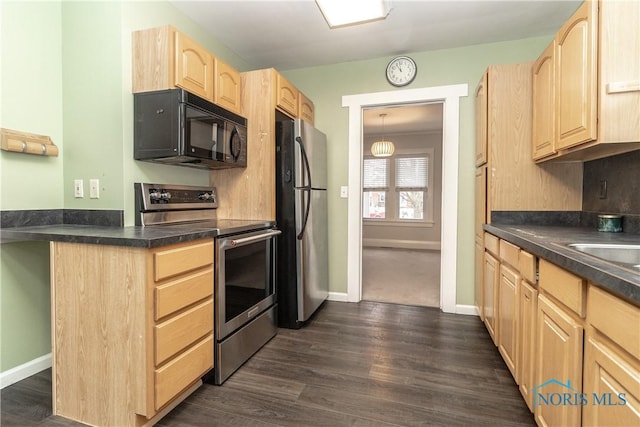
xmin=342 ymin=84 xmax=468 ymax=313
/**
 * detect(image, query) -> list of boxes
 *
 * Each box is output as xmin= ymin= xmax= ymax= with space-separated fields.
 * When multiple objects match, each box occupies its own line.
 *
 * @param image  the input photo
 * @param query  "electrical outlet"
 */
xmin=74 ymin=179 xmax=84 ymax=198
xmin=599 ymin=180 xmax=607 ymax=199
xmin=340 ymin=186 xmax=348 ymax=198
xmin=89 ymin=179 xmax=100 ymax=199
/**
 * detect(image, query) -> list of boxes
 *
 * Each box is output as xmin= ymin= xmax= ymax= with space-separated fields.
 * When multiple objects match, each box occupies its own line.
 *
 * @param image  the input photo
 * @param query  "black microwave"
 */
xmin=134 ymin=89 xmax=247 ymax=170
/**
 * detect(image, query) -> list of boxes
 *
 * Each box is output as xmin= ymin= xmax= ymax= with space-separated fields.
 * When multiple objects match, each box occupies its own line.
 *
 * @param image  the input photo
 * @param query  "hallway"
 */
xmin=362 ymin=247 xmax=440 ymax=307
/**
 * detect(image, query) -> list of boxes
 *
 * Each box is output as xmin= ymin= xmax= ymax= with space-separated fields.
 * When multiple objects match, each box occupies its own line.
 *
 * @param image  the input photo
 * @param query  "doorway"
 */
xmin=361 ymin=104 xmax=443 ymax=307
xmin=342 ymin=84 xmax=468 ymax=313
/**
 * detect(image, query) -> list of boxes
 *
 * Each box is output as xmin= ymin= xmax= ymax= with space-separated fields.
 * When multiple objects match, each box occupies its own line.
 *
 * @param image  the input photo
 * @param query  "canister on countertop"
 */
xmin=597 ymin=214 xmax=622 ymax=232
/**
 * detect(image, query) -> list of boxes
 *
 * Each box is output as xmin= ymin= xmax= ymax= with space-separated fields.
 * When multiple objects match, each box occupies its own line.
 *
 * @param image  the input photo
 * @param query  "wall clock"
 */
xmin=386 ymin=56 xmax=417 ymax=87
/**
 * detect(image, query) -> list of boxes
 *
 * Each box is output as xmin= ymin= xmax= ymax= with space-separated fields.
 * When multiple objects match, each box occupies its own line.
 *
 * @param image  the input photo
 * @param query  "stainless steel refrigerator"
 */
xmin=275 ymin=111 xmax=329 ymax=328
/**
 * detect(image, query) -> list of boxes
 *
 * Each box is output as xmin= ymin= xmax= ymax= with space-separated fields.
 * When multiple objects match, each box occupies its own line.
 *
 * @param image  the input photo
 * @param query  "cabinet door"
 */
xmin=498 ymin=263 xmax=519 ymax=381
xmin=532 ymin=40 xmax=556 ymax=160
xmin=475 ymin=166 xmax=487 ymax=237
xmin=598 ymin=0 xmax=640 ymax=144
xmin=214 ymin=58 xmax=242 ymax=115
xmin=583 ymin=334 xmax=640 ymax=426
xmin=518 ymin=280 xmax=538 ymax=412
xmin=535 ymin=294 xmax=583 ymax=427
xmin=483 ymin=251 xmax=499 ymax=344
xmin=474 ymin=72 xmax=488 ymax=166
xmin=173 ymin=31 xmax=214 ymax=101
xmin=275 ymin=72 xmax=299 ymax=117
xmin=475 ymin=237 xmax=484 ymax=320
xmin=299 ymin=91 xmax=315 ymax=124
xmin=555 ymin=0 xmax=598 ymax=150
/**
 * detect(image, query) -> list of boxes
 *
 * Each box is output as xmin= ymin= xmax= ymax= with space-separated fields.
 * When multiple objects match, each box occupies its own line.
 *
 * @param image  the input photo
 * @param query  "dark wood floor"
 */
xmin=2 ymin=301 xmax=535 ymax=426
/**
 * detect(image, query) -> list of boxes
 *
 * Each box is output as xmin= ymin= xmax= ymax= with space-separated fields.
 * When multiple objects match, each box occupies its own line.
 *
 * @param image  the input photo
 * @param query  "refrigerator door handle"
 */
xmin=295 ymin=136 xmax=312 ymax=188
xmin=297 ymin=188 xmax=311 ymax=240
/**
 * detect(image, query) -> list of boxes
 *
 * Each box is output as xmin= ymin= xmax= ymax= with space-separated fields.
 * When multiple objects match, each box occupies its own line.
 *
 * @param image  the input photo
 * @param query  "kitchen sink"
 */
xmin=568 ymin=243 xmax=640 ymax=270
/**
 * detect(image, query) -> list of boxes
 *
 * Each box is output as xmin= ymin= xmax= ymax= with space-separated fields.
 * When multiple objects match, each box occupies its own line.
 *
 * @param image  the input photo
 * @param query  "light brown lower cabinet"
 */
xmin=51 ymin=239 xmax=214 ymax=427
xmin=480 ymin=236 xmax=640 ymax=426
xmin=518 ymin=280 xmax=538 ymax=411
xmin=483 ymin=251 xmax=499 ymax=344
xmin=582 ymin=335 xmax=640 ymax=426
xmin=535 ymin=294 xmax=584 ymax=427
xmin=475 ymin=237 xmax=484 ymax=320
xmin=582 ymin=284 xmax=640 ymax=426
xmin=498 ymin=263 xmax=519 ymax=380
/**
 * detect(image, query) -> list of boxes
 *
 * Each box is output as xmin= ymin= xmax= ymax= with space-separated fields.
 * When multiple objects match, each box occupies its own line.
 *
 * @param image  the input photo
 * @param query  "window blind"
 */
xmin=363 ymin=158 xmax=388 ymax=189
xmin=395 ymin=157 xmax=428 ymax=190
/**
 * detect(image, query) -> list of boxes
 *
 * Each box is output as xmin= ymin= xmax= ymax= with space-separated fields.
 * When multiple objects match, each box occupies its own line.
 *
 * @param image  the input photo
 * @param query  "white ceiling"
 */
xmin=170 ymin=0 xmax=581 ymax=71
xmin=363 ymin=104 xmax=443 ymax=134
xmin=169 ymin=0 xmax=581 ymax=133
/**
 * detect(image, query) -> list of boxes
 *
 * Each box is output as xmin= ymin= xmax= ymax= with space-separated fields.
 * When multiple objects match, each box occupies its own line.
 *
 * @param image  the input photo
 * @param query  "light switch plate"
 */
xmin=89 ymin=179 xmax=100 ymax=199
xmin=340 ymin=186 xmax=348 ymax=198
xmin=74 ymin=179 xmax=84 ymax=198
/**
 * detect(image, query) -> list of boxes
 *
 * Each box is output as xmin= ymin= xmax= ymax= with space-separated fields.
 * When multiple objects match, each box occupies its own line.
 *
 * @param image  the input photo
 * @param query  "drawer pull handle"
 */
xmin=247 ymin=306 xmax=260 ymax=319
xmin=606 ymin=81 xmax=640 ymax=94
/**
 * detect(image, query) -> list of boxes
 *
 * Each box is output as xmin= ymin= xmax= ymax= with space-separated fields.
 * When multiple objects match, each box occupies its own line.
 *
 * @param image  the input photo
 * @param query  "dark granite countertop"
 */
xmin=484 ymin=224 xmax=640 ymax=305
xmin=0 ymin=219 xmax=276 ymax=249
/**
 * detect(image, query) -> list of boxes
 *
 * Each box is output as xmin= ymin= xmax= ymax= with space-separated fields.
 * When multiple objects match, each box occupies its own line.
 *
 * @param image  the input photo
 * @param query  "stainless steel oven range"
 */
xmin=135 ymin=183 xmax=279 ymax=385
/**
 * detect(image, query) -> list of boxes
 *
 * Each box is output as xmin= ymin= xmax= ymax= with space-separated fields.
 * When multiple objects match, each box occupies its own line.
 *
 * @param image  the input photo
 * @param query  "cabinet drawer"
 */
xmin=499 ymin=239 xmax=519 ymax=268
xmin=519 ymin=250 xmax=536 ymax=284
xmin=155 ymin=268 xmax=213 ymax=320
xmin=154 ymin=240 xmax=213 ymax=281
xmin=539 ymin=259 xmax=586 ymax=317
xmin=155 ymin=335 xmax=213 ymax=410
xmin=155 ymin=299 xmax=213 ymax=365
xmin=588 ymin=285 xmax=640 ymax=359
xmin=485 ymin=232 xmax=499 ymax=256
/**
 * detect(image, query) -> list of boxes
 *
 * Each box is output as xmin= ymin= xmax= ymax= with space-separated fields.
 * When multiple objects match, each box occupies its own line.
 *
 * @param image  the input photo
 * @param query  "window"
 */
xmin=396 ymin=157 xmax=428 ymax=219
xmin=363 ymin=154 xmax=431 ymax=222
xmin=362 ymin=158 xmax=388 ymax=218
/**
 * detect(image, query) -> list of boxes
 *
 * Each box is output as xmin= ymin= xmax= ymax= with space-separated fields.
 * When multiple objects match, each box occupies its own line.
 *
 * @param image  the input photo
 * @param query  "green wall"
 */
xmin=1 ymin=0 xmax=553 ymax=375
xmin=1 ymin=0 xmax=63 ymax=373
xmin=283 ymin=36 xmax=551 ymax=305
xmin=0 ymin=0 xmax=251 ymax=375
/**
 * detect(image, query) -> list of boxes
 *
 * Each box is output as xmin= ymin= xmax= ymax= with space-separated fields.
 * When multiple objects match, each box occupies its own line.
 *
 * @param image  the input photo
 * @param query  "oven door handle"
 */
xmin=229 ymin=229 xmax=282 ymax=247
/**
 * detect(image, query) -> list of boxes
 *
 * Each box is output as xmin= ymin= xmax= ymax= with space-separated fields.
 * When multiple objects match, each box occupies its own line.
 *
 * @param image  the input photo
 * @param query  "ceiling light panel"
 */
xmin=315 ymin=0 xmax=392 ymax=28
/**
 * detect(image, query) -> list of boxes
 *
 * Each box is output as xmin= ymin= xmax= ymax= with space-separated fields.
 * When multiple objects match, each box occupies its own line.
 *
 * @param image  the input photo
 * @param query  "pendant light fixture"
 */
xmin=371 ymin=113 xmax=395 ymax=157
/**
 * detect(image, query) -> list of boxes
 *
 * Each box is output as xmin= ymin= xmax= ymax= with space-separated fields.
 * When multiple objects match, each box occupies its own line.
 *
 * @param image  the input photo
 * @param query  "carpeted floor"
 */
xmin=362 ymin=247 xmax=440 ymax=307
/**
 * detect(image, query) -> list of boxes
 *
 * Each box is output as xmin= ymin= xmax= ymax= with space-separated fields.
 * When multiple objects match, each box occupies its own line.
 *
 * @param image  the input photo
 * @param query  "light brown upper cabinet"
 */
xmin=274 ymin=69 xmax=314 ymax=123
xmin=210 ymin=68 xmax=315 ymax=221
xmin=480 ymin=62 xmax=582 ymax=214
xmin=555 ymin=0 xmax=598 ymax=151
xmin=474 ymin=73 xmax=488 ymax=166
xmin=173 ymin=30 xmax=215 ymax=101
xmin=214 ymin=57 xmax=242 ymax=115
xmin=298 ymin=91 xmax=315 ymax=125
xmin=532 ymin=41 xmax=556 ymax=160
xmin=275 ymin=72 xmax=299 ymax=118
xmin=533 ymin=0 xmax=640 ymax=162
xmin=132 ymin=25 xmax=243 ymax=115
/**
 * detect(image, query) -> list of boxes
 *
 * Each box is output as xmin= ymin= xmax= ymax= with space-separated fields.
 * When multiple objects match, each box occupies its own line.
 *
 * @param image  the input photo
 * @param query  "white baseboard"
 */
xmin=327 ymin=292 xmax=349 ymax=302
xmin=1 ymin=353 xmax=51 ymax=389
xmin=363 ymin=238 xmax=441 ymax=251
xmin=455 ymin=304 xmax=479 ymax=316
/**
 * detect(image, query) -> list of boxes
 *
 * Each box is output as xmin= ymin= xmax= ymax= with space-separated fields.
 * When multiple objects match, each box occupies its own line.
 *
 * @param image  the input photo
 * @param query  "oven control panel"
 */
xmin=135 ymin=183 xmax=218 ymax=211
